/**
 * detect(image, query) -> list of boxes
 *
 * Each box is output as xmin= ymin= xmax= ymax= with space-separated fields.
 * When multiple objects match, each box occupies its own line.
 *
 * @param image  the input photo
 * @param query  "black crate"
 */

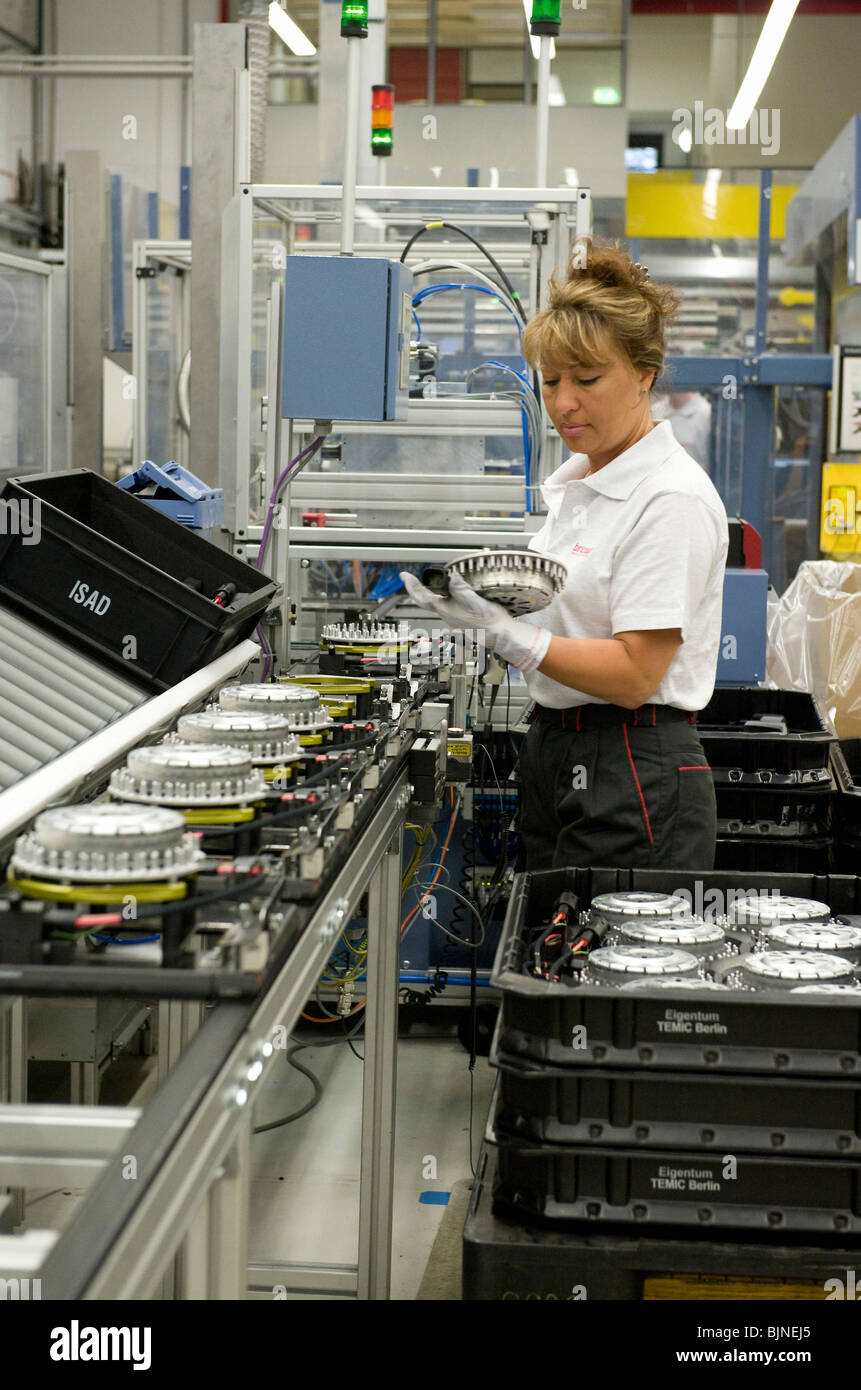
xmin=833 ymin=740 xmax=861 ymax=789
xmin=490 ymin=1044 xmax=861 ymax=1156
xmin=489 ymin=1123 xmax=861 ymax=1235
xmin=836 ymin=831 xmax=861 ymax=875
xmin=715 ymin=783 xmax=832 ymax=839
xmin=492 ymin=867 xmax=861 ymax=1075
xmin=713 ymin=835 xmax=834 ymax=872
xmin=717 ymin=795 xmax=834 ymax=834
xmin=463 ymin=1142 xmax=861 ymax=1299
xmin=0 ymin=471 xmax=276 ymax=692
xmin=698 ymin=688 xmax=834 ymax=777
xmin=833 ymin=740 xmax=861 ymax=836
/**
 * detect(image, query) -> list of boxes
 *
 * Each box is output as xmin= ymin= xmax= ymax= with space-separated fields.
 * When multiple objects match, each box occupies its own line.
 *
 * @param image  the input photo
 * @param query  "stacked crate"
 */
xmin=832 ymin=739 xmax=861 ymax=871
xmin=464 ymin=865 xmax=861 ymax=1301
xmin=697 ymin=689 xmax=835 ymax=872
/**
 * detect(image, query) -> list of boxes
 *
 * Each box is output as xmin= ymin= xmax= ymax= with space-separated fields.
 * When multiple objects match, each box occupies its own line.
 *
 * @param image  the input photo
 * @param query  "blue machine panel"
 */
xmin=717 ymin=568 xmax=768 ymax=687
xmin=281 ymin=255 xmax=413 ymax=423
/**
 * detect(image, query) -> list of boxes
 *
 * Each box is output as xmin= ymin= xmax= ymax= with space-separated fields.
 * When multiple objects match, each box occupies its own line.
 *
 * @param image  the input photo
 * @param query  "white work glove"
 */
xmin=400 ymin=570 xmax=551 ymax=673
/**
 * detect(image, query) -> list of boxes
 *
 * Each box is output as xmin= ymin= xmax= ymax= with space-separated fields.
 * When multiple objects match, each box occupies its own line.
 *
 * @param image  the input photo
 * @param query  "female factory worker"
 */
xmin=402 ymin=237 xmax=729 ymax=872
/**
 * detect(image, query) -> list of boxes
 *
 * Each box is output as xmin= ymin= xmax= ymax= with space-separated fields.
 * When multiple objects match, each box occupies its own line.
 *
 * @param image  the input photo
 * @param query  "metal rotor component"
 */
xmin=109 ymin=742 xmax=266 ymax=808
xmin=790 ymin=984 xmax=861 ymax=995
xmin=726 ymin=894 xmax=832 ymax=928
xmin=11 ymin=803 xmax=203 ymax=883
xmin=217 ymin=684 xmax=332 ymax=732
xmin=618 ymin=919 xmax=727 ymax=958
xmin=620 ymin=977 xmax=729 ymax=992
xmin=444 ymin=548 xmax=567 ymax=617
xmin=760 ymin=922 xmax=861 ymax=962
xmin=219 ymin=682 xmax=322 ymax=712
xmin=590 ymin=891 xmax=692 ymax=928
xmin=176 ymin=710 xmax=302 ymax=766
xmin=588 ymin=944 xmax=699 ymax=982
xmin=320 ymin=623 xmax=400 ymax=646
xmin=740 ymin=950 xmax=855 ymax=989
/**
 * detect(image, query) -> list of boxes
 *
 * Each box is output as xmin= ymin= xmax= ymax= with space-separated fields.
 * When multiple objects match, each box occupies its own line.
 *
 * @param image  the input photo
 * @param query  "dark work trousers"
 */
xmin=517 ymin=703 xmax=717 ymax=872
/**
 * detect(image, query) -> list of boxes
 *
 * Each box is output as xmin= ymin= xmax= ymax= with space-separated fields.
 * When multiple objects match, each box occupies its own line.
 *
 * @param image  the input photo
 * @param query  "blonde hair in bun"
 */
xmin=522 ymin=235 xmax=682 ymax=389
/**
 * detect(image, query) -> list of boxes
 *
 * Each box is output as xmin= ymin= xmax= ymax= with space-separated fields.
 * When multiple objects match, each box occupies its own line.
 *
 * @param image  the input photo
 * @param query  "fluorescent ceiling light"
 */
xmin=727 ymin=0 xmax=799 ymax=130
xmin=522 ymin=1 xmax=557 ymax=60
xmin=268 ymin=1 xmax=316 ymax=57
xmin=703 ymin=167 xmax=721 ymax=220
xmin=548 ymin=74 xmax=566 ymax=106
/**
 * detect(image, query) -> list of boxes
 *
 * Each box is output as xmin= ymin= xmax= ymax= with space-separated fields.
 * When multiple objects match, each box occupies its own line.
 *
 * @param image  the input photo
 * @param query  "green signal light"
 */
xmin=341 ymin=1 xmax=369 ymax=37
xmin=371 ymin=129 xmax=393 ymax=156
xmin=530 ymin=0 xmax=561 ymax=35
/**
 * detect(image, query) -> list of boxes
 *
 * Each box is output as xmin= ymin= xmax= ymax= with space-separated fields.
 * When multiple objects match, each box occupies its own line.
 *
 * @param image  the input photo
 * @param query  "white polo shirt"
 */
xmin=519 ymin=419 xmax=729 ymax=711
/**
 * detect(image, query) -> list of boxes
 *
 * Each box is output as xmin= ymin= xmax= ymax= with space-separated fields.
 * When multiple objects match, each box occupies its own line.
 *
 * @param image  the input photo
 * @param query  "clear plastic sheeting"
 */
xmin=766 ymin=560 xmax=861 ymax=736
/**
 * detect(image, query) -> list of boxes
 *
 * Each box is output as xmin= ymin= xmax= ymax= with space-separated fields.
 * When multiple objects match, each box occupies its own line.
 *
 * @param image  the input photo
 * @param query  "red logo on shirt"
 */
xmin=571 ymin=543 xmax=593 ymax=555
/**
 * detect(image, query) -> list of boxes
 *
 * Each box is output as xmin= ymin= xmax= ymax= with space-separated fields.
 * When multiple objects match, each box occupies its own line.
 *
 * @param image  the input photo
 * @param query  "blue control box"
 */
xmin=281 ymin=255 xmax=413 ymax=423
xmin=716 ymin=568 xmax=768 ymax=686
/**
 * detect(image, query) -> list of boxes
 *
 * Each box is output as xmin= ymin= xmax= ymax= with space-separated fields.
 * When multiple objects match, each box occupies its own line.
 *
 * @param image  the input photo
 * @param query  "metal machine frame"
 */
xmin=218 ymin=182 xmax=590 ymax=669
xmin=219 ymin=184 xmax=591 ymax=524
xmin=131 ymin=239 xmax=191 ymax=471
xmin=0 ymin=250 xmax=67 ymax=475
xmin=663 ymin=171 xmax=834 ymax=579
xmin=5 ymin=771 xmax=410 ymax=1300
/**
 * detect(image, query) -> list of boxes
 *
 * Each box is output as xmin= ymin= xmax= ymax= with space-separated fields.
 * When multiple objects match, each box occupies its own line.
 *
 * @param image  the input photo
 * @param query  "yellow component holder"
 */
xmin=8 ymin=872 xmax=190 ymax=904
xmin=182 ymin=804 xmax=259 ymax=825
xmin=280 ymin=675 xmax=374 ymax=694
xmin=321 ymin=700 xmax=353 ymax=719
xmin=263 ymin=763 xmax=297 ymax=783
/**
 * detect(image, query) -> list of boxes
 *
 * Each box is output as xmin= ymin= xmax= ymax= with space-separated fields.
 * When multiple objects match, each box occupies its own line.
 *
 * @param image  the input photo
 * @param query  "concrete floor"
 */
xmin=248 ymin=1019 xmax=496 ymax=1299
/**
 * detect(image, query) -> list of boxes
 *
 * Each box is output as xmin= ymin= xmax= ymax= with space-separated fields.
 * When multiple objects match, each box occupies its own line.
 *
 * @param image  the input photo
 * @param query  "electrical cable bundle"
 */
xmin=254 ymin=433 xmax=326 ymax=678
xmin=466 ymin=360 xmax=542 ymax=500
xmin=528 ymin=891 xmax=603 ymax=982
xmin=401 ymin=221 xmax=542 ymax=511
xmin=399 ymin=224 xmax=527 ymax=322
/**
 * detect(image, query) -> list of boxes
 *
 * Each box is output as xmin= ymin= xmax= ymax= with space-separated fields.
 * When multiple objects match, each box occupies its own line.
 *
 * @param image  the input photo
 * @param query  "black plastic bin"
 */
xmin=463 ymin=1142 xmax=857 ymax=1300
xmin=833 ymin=740 xmax=861 ymax=832
xmin=490 ymin=1045 xmax=861 ymax=1156
xmin=697 ymin=688 xmax=834 ymax=777
xmin=491 ymin=866 xmax=861 ymax=1075
xmin=0 ymin=471 xmax=276 ymax=691
xmin=488 ymin=1121 xmax=861 ymax=1235
xmin=713 ymin=834 xmax=834 ymax=872
xmin=714 ymin=782 xmax=833 ymax=839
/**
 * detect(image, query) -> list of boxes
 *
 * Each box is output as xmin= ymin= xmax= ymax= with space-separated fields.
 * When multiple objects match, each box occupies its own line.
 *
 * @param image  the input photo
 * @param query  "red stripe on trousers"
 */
xmin=622 ymin=722 xmax=655 ymax=845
